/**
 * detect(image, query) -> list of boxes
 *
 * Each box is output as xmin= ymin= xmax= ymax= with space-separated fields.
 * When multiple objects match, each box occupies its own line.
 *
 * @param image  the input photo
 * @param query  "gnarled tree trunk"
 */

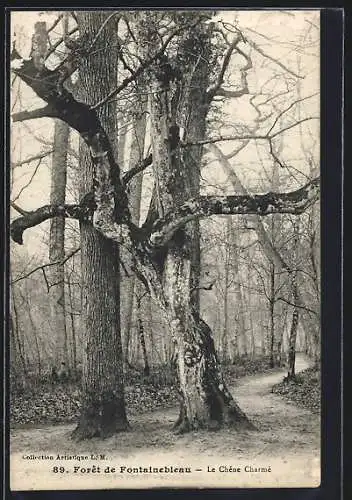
xmin=164 ymin=242 xmax=253 ymax=432
xmin=145 ymin=14 xmax=254 ymax=432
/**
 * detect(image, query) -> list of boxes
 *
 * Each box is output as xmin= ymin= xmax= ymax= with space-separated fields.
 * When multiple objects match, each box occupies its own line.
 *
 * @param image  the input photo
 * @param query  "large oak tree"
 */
xmin=10 ymin=11 xmax=319 ymax=435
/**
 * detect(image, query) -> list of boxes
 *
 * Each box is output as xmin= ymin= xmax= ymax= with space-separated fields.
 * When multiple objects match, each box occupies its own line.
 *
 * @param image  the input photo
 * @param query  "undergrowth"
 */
xmin=271 ymin=367 xmax=320 ymax=414
xmin=10 ymin=355 xmax=275 ymax=427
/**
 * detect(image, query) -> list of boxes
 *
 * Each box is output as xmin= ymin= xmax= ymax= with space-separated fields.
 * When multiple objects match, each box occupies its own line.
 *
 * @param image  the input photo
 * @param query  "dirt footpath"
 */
xmin=10 ymin=354 xmax=320 ymax=490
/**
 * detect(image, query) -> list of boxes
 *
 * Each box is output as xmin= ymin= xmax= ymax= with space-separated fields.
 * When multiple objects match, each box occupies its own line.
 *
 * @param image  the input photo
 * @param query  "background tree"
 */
xmin=48 ymin=14 xmax=70 ymax=371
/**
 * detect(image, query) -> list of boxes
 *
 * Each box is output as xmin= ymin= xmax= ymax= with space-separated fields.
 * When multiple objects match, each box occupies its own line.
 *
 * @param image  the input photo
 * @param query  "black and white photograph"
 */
xmin=8 ymin=9 xmax=322 ymax=490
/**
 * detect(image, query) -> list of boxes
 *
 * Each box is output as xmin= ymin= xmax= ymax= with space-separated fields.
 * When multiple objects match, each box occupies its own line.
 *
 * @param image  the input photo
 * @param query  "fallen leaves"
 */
xmin=271 ymin=367 xmax=320 ymax=414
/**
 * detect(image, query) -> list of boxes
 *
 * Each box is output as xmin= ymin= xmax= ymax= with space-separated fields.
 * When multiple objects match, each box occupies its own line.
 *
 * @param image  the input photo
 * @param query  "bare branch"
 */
xmin=266 ymin=93 xmax=319 ymax=137
xmin=207 ymin=34 xmax=241 ymax=101
xmin=21 ymin=124 xmax=79 ymax=159
xmin=47 ymin=14 xmax=64 ymax=35
xmin=270 ymin=116 xmax=319 ymax=139
xmin=11 ymin=204 xmax=89 ymax=245
xmin=11 ymin=248 xmax=81 ymax=285
xmin=44 ymin=26 xmax=79 ymax=60
xmin=148 ymin=178 xmax=320 ymax=248
xmin=12 ymin=157 xmax=44 ymax=202
xmin=245 ymin=37 xmax=304 ymax=79
xmin=183 ymin=133 xmax=267 ymax=146
xmin=41 ymin=267 xmax=50 ymax=293
xmin=12 ymin=106 xmax=55 ymax=123
xmin=184 ymin=116 xmax=318 ymax=147
xmin=11 ymin=150 xmax=53 ymax=167
xmin=10 ymin=202 xmax=29 ymax=216
xmin=277 ymin=296 xmax=318 ymax=317
xmin=122 ymin=15 xmax=138 ymax=44
xmin=122 ymin=153 xmax=153 ymax=185
xmin=91 ymin=21 xmax=201 ymax=110
xmin=212 ymin=44 xmax=253 ymax=101
xmin=11 ymin=39 xmax=132 ymax=226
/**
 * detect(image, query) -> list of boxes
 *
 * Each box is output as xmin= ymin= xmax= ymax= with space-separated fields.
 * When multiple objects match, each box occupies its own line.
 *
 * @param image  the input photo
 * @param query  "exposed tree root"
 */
xmin=71 ymin=398 xmax=130 ymax=441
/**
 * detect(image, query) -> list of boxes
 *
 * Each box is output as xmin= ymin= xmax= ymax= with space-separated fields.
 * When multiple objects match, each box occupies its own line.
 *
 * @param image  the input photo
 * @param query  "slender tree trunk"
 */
xmin=230 ymin=220 xmax=247 ymax=357
xmin=72 ymin=12 xmax=128 ymax=440
xmin=287 ymin=290 xmax=299 ymax=378
xmin=11 ymin=287 xmax=27 ymax=376
xmin=287 ymin=222 xmax=300 ymax=378
xmin=9 ymin=313 xmax=26 ymax=389
xmin=248 ymin=309 xmax=255 ymax=358
xmin=136 ymin=296 xmax=150 ymax=376
xmin=66 ymin=270 xmax=78 ymax=376
xmin=26 ymin=299 xmax=42 ymax=377
xmin=269 ymin=263 xmax=276 ymax=368
xmin=46 ymin=16 xmax=70 ymax=370
xmin=144 ymin=294 xmax=156 ymax=366
xmin=49 ymin=120 xmax=69 ymax=369
xmin=222 ymin=230 xmax=230 ymax=362
xmin=121 ymin=94 xmax=147 ymax=364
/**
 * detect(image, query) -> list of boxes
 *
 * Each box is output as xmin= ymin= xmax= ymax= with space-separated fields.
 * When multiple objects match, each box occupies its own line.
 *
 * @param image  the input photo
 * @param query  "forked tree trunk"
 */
xmin=72 ymin=12 xmax=128 ymax=440
xmin=145 ymin=14 xmax=254 ymax=432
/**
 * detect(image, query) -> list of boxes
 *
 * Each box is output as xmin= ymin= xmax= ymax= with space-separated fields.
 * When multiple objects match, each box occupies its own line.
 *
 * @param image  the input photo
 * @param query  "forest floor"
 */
xmin=10 ymin=354 xmax=320 ymax=489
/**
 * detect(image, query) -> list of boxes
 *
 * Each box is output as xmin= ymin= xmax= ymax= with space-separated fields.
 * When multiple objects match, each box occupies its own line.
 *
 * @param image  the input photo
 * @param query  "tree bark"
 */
xmin=72 ymin=11 xmax=129 ymax=440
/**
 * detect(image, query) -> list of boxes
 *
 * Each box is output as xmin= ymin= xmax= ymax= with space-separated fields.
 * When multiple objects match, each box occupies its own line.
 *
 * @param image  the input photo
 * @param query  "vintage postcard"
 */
xmin=8 ymin=9 xmax=322 ymax=490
